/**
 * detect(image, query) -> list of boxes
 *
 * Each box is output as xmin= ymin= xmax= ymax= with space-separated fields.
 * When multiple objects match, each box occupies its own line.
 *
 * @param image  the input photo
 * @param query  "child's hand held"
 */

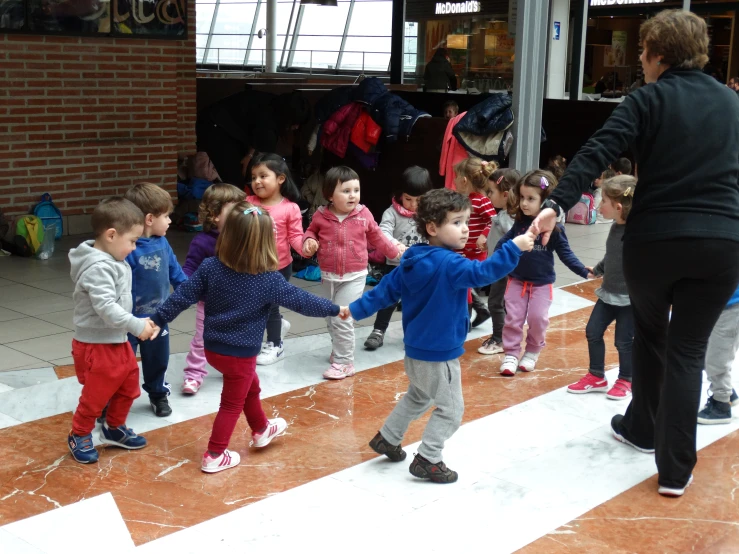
xmin=476 ymin=235 xmax=487 ymax=250
xmin=303 ymin=239 xmax=319 ymax=257
xmin=338 ymin=306 xmax=352 ymax=320
xmin=512 ymin=229 xmax=536 ymax=252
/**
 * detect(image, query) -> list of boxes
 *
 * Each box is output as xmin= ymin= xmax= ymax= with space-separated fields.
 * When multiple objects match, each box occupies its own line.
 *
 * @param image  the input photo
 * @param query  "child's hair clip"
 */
xmin=540 ymin=176 xmax=549 ymax=190
xmin=243 ymin=207 xmax=262 ymax=216
xmin=496 ymin=175 xmax=505 ymax=185
xmin=623 ymin=186 xmax=633 ymax=198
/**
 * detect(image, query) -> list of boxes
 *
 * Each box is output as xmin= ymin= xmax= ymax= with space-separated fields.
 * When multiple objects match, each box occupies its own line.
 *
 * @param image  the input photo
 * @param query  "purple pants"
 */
xmin=502 ymin=279 xmax=553 ymax=358
xmin=183 ymin=301 xmax=208 ymax=384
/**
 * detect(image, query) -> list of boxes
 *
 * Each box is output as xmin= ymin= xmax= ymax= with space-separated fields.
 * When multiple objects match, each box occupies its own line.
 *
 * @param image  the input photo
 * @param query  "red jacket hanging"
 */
xmin=321 ymin=102 xmax=363 ymax=158
xmin=440 ymin=111 xmax=469 ymax=190
xmin=350 ymin=110 xmax=382 ymax=153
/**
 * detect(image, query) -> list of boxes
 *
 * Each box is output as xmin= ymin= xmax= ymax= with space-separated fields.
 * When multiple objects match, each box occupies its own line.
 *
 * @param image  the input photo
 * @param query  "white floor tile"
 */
xmin=0 ymin=318 xmax=71 ymax=344
xmin=4 ymin=331 xmax=75 ymax=361
xmin=0 ymin=345 xmax=48 ymax=372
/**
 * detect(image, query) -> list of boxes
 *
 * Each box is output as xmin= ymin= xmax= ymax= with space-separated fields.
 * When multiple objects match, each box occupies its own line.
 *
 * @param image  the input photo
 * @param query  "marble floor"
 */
xmin=1 ymin=223 xmax=737 ymax=553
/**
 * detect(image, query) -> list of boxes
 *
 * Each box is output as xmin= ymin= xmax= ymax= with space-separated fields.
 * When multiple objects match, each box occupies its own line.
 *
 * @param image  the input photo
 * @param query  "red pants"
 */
xmin=205 ymin=350 xmax=268 ymax=455
xmin=71 ymin=340 xmax=140 ymax=436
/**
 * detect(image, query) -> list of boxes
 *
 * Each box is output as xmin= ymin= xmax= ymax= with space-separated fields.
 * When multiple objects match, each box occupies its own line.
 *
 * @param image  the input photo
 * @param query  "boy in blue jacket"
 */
xmin=347 ymin=189 xmax=534 ymax=483
xmin=124 ymin=183 xmax=188 ymax=417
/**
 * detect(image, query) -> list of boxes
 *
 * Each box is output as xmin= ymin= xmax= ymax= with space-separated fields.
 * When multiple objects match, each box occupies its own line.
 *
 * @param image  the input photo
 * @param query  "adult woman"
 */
xmin=533 ymin=10 xmax=739 ymax=496
xmin=424 ymin=48 xmax=457 ymax=93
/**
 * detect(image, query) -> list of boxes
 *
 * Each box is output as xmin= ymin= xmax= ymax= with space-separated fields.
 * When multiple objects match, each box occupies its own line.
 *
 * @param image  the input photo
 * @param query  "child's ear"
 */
xmin=144 ymin=213 xmax=155 ymax=227
xmin=104 ymin=228 xmax=117 ymax=242
xmin=426 ymin=222 xmax=438 ymax=237
xmin=277 ymin=174 xmax=286 ymax=186
xmin=502 ymin=190 xmax=509 ymax=199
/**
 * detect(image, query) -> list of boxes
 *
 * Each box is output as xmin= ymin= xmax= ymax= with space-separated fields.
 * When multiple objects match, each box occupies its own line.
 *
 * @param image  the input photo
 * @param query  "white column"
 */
xmin=546 ymin=0 xmax=570 ymax=99
xmin=266 ymin=0 xmax=278 ymax=72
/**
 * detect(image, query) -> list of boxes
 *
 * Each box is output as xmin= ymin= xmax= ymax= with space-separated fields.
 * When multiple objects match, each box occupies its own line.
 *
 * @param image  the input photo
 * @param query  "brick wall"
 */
xmin=0 ymin=3 xmax=196 ymax=230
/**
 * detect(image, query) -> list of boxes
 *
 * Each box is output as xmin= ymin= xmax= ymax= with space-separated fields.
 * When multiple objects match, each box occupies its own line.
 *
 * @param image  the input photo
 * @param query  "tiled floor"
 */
xmin=0 ymin=223 xmax=611 ymax=371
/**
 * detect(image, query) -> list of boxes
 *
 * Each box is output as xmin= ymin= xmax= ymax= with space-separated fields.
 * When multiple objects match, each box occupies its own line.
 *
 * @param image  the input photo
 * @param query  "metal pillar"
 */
xmin=266 ymin=0 xmax=278 ymax=73
xmin=390 ymin=0 xmax=405 ymax=84
xmin=568 ymin=0 xmax=588 ymax=101
xmin=683 ymin=0 xmax=691 ymax=10
xmin=510 ymin=0 xmax=548 ymax=172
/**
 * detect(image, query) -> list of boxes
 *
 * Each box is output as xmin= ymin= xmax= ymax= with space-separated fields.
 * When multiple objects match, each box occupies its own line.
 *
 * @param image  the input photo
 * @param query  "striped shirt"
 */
xmin=462 ymin=192 xmax=496 ymax=260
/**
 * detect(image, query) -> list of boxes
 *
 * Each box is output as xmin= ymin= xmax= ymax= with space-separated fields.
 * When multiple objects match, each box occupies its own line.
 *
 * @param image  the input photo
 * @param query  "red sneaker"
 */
xmin=567 ymin=373 xmax=608 ymax=394
xmin=607 ymin=378 xmax=632 ymax=400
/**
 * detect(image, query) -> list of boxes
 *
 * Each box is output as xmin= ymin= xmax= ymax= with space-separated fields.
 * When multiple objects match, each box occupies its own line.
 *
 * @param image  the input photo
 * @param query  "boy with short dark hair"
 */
xmin=442 ymin=100 xmax=459 ymax=120
xmin=347 ymin=189 xmax=535 ymax=482
xmin=68 ymin=197 xmax=158 ymax=463
xmin=611 ymin=157 xmax=632 ymax=175
xmin=124 ymin=183 xmax=187 ymax=417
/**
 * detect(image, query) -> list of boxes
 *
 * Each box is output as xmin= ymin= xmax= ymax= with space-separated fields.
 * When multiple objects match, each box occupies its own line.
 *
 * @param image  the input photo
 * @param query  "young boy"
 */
xmin=347 ymin=189 xmax=535 ymax=482
xmin=68 ymin=197 xmax=158 ymax=463
xmin=697 ymin=283 xmax=739 ymax=424
xmin=124 ymin=183 xmax=188 ymax=417
xmin=443 ymin=100 xmax=459 ymax=120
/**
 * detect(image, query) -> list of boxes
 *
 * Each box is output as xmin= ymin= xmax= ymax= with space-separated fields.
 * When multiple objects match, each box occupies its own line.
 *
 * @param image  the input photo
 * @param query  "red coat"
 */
xmin=321 ymin=102 xmax=363 ymax=158
xmin=350 ymin=111 xmax=382 ymax=153
xmin=440 ymin=111 xmax=468 ymax=190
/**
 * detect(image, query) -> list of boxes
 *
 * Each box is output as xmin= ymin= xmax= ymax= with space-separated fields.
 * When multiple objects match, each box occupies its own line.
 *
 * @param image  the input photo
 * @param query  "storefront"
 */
xmin=404 ymin=0 xmax=515 ymax=91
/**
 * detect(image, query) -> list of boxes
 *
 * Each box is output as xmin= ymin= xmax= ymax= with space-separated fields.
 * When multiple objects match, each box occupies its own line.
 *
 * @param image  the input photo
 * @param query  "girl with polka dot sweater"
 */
xmin=153 ymin=202 xmax=346 ymax=474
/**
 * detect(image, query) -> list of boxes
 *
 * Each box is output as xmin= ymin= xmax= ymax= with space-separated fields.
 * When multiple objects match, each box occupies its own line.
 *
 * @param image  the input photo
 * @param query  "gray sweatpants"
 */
xmin=705 ymin=303 xmax=739 ymax=403
xmin=381 ymin=356 xmax=464 ymax=464
xmin=321 ymin=274 xmax=366 ymax=365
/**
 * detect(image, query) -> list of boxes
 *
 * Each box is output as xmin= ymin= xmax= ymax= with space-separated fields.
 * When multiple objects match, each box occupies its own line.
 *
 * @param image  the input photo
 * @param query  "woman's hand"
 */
xmin=303 ymin=239 xmax=319 ymax=257
xmin=531 ymin=208 xmax=558 ymax=246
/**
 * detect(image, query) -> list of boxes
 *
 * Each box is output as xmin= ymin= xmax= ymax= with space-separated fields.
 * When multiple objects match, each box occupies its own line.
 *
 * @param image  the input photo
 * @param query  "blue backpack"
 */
xmin=33 ymin=193 xmax=63 ymax=239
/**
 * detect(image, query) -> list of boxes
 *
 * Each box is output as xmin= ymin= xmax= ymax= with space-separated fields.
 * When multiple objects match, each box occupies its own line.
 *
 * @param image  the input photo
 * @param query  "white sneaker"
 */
xmin=252 ymin=418 xmax=287 ymax=447
xmin=478 ymin=336 xmax=504 ymax=355
xmin=201 ymin=449 xmax=240 ymax=473
xmin=500 ymin=355 xmax=518 ymax=376
xmin=323 ymin=362 xmax=356 ymax=380
xmin=257 ymin=341 xmax=284 ymax=365
xmin=281 ymin=318 xmax=291 ymax=336
xmin=518 ymin=351 xmax=539 ymax=372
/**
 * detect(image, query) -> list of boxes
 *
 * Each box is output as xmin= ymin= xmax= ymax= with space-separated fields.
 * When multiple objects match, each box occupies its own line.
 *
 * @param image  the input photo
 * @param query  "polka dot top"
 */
xmin=152 ymin=257 xmax=339 ymax=358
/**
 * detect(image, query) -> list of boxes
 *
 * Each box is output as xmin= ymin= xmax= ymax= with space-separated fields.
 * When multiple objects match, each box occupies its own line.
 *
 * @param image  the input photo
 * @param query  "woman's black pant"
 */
xmin=621 ymin=238 xmax=739 ymax=488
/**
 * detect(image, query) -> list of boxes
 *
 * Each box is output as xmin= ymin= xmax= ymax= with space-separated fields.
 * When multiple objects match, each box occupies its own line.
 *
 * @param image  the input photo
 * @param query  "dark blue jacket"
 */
xmin=496 ymin=218 xmax=589 ymax=285
xmin=126 ymin=236 xmax=187 ymax=317
xmin=314 ymin=86 xmax=355 ymax=124
xmin=353 ymin=77 xmax=429 ymax=143
xmin=350 ymin=241 xmax=522 ymax=362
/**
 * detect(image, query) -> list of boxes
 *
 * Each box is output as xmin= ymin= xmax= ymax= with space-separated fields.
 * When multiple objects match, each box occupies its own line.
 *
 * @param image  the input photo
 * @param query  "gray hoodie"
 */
xmin=69 ymin=240 xmax=146 ymax=344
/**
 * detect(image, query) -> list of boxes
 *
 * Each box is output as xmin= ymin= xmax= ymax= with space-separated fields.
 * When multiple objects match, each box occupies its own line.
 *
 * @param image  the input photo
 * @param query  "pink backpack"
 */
xmin=566 ymin=193 xmax=597 ymax=225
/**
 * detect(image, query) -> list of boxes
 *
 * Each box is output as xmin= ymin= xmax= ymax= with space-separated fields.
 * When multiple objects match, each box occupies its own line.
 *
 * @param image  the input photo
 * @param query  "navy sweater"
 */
xmin=496 ymin=218 xmax=588 ymax=285
xmin=126 ymin=236 xmax=187 ymax=317
xmin=152 ymin=258 xmax=339 ymax=357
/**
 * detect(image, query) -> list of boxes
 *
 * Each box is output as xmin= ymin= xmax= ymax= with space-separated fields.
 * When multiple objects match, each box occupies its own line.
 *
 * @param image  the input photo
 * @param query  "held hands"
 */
xmin=530 ymin=208 xmax=558 ymax=246
xmin=396 ymin=243 xmax=407 ymax=256
xmin=475 ymin=235 xmax=487 ymax=251
xmin=138 ymin=318 xmax=161 ymax=341
xmin=303 ymin=238 xmax=319 ymax=257
xmin=338 ymin=306 xmax=352 ymax=320
xmin=512 ymin=228 xmax=536 ymax=252
xmin=585 ymin=267 xmax=597 ymax=280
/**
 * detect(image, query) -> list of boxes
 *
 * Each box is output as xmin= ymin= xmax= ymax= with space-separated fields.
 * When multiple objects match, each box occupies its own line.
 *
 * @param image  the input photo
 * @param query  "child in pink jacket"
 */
xmin=303 ymin=166 xmax=400 ymax=380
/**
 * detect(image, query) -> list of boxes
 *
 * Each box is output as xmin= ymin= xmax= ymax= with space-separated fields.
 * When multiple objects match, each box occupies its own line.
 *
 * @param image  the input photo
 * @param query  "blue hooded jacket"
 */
xmin=126 ymin=236 xmax=187 ymax=317
xmin=350 ymin=241 xmax=522 ymax=362
xmin=728 ymin=284 xmax=739 ymax=308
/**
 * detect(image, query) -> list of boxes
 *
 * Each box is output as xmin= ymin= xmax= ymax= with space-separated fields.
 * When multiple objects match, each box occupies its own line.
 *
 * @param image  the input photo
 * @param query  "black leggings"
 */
xmin=621 ymin=238 xmax=739 ymax=488
xmin=266 ymin=264 xmax=293 ymax=344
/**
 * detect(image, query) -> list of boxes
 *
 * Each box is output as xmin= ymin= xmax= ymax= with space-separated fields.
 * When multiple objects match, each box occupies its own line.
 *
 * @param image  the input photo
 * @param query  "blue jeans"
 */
xmin=585 ymin=299 xmax=634 ymax=381
xmin=129 ymin=323 xmax=170 ymax=400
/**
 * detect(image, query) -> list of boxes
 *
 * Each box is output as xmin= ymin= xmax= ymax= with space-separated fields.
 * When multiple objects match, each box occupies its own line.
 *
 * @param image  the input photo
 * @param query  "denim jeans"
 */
xmin=585 ymin=299 xmax=634 ymax=381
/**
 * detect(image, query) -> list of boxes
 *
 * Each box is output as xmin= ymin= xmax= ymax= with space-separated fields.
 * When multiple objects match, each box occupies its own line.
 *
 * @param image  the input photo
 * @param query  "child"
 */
xmin=152 ymin=202 xmax=346 ymax=473
xmin=454 ymin=157 xmax=497 ymax=327
xmin=697 ymin=283 xmax=739 ymax=424
xmin=611 ymin=157 xmax=632 ymax=175
xmin=347 ymin=189 xmax=535 ymax=482
xmin=496 ymin=170 xmax=593 ymax=376
xmin=67 ymin=197 xmax=158 ymax=464
xmin=364 ymin=166 xmax=433 ymax=351
xmin=594 ymin=168 xmax=617 ymax=224
xmin=246 ymin=153 xmax=305 ymax=365
xmin=124 ymin=182 xmax=188 ymax=417
xmin=567 ymin=176 xmax=636 ymax=400
xmin=443 ymin=100 xmax=459 ymax=120
xmin=301 ymin=163 xmax=327 ymax=219
xmin=181 ymin=184 xmax=246 ymax=395
xmin=478 ymin=168 xmax=520 ymax=355
xmin=545 ymin=155 xmax=567 ymax=180
xmin=303 ymin=166 xmax=400 ymax=380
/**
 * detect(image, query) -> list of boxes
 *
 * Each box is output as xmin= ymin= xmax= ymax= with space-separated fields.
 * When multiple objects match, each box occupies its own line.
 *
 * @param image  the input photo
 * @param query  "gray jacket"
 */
xmin=69 ymin=240 xmax=147 ymax=343
xmin=487 ymin=210 xmax=514 ymax=255
xmin=379 ymin=205 xmax=425 ymax=266
xmin=593 ymin=223 xmax=630 ymax=306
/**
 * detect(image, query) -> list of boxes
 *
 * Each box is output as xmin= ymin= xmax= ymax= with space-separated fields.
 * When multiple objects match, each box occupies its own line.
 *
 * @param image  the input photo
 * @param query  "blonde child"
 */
xmin=495 ymin=170 xmax=593 ymax=376
xmin=181 ymin=184 xmax=245 ymax=395
xmin=478 ymin=168 xmax=520 ymax=355
xmin=453 ymin=157 xmax=497 ymax=326
xmin=568 ymin=176 xmax=636 ymax=400
xmin=246 ymin=153 xmax=305 ymax=366
xmin=153 ymin=202 xmax=347 ymax=473
xmin=364 ymin=166 xmax=433 ymax=351
xmin=303 ymin=166 xmax=400 ymax=380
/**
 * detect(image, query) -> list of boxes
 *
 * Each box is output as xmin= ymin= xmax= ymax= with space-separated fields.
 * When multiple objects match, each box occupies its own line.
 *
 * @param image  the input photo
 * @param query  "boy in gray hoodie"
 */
xmin=67 ymin=197 xmax=159 ymax=464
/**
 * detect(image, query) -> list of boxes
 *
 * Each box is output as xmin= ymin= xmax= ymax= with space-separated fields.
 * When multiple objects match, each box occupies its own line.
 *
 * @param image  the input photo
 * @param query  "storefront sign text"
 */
xmin=435 ymin=1 xmax=482 ymax=15
xmin=590 ymin=0 xmax=664 ymax=6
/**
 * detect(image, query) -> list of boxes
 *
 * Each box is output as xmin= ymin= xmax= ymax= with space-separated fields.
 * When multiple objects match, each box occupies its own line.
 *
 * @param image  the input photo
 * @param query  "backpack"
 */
xmin=16 ymin=215 xmax=45 ymax=254
xmin=566 ymin=193 xmax=597 ymax=225
xmin=33 ymin=193 xmax=63 ymax=239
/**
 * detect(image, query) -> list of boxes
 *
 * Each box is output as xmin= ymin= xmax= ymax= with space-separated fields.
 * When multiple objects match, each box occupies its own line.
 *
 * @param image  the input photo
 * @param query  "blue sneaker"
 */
xmin=68 ymin=432 xmax=99 ymax=464
xmin=100 ymin=423 xmax=147 ymax=450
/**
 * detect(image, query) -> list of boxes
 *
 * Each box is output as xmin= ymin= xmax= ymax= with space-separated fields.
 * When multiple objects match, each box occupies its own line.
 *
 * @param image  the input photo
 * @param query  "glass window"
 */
xmin=347 ymin=1 xmax=391 ymax=37
xmin=298 ymin=2 xmax=349 ymax=36
xmin=293 ymin=35 xmax=342 ymax=70
xmin=212 ymin=3 xmax=258 ymax=34
xmin=196 ymin=3 xmax=216 ymax=34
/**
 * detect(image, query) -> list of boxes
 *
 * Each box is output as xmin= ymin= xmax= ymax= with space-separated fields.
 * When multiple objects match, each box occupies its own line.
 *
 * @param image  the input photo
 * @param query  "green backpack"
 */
xmin=16 ymin=215 xmax=44 ymax=254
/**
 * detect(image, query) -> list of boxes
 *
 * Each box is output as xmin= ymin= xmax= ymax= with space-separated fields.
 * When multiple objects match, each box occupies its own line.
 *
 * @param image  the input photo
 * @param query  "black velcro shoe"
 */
xmin=364 ymin=329 xmax=385 ymax=351
xmin=369 ymin=431 xmax=406 ymax=462
xmin=409 ymin=453 xmax=458 ymax=483
xmin=150 ymin=396 xmax=172 ymax=417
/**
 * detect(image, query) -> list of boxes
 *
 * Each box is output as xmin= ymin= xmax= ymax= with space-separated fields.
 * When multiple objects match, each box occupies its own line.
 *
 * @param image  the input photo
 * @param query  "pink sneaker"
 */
xmin=323 ymin=362 xmax=356 ymax=380
xmin=201 ymin=449 xmax=240 ymax=473
xmin=182 ymin=378 xmax=201 ymax=395
xmin=252 ymin=418 xmax=287 ymax=447
xmin=567 ymin=373 xmax=608 ymax=394
xmin=607 ymin=378 xmax=632 ymax=400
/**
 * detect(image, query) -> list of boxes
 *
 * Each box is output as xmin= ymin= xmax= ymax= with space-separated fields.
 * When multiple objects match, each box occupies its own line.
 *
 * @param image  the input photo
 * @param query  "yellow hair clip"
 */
xmin=623 ymin=187 xmax=633 ymax=198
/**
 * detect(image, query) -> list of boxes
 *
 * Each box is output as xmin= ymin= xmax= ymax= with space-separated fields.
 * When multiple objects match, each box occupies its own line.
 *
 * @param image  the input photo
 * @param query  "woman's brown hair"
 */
xmin=640 ymin=10 xmax=709 ymax=70
xmin=199 ymin=183 xmax=246 ymax=232
xmin=216 ymin=201 xmax=278 ymax=274
xmin=509 ymin=169 xmax=558 ymax=223
xmin=602 ymin=175 xmax=637 ymax=220
xmin=454 ymin=157 xmax=497 ymax=192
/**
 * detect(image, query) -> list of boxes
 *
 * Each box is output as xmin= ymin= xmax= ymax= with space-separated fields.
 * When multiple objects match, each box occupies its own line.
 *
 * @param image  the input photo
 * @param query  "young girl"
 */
xmin=181 ymin=184 xmax=246 ymax=395
xmin=478 ymin=168 xmax=520 ymax=355
xmin=246 ymin=153 xmax=305 ymax=366
xmin=363 ymin=166 xmax=432 ymax=351
xmin=495 ymin=170 xmax=593 ymax=376
xmin=303 ymin=166 xmax=400 ymax=379
xmin=568 ymin=176 xmax=636 ymax=400
xmin=454 ymin=157 xmax=497 ymax=327
xmin=152 ymin=202 xmax=346 ymax=473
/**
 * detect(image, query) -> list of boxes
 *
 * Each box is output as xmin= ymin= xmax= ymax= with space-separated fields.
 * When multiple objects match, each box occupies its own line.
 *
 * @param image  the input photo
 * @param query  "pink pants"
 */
xmin=502 ymin=279 xmax=553 ymax=358
xmin=183 ymin=302 xmax=208 ymax=384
